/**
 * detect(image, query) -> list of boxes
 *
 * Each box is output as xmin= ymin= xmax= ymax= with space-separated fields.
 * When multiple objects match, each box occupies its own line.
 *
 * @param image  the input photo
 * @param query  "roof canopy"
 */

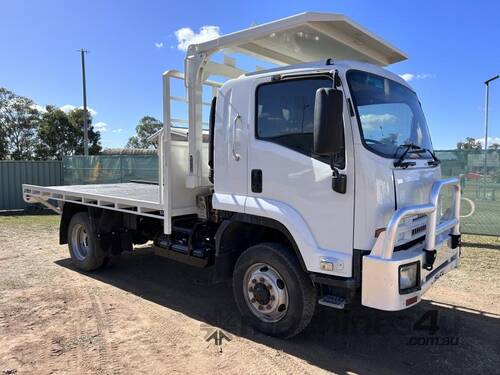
xmin=190 ymin=12 xmax=407 ymax=66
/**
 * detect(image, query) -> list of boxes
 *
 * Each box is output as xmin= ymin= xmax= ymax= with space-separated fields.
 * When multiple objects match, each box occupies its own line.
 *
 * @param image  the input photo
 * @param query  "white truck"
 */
xmin=23 ymin=13 xmax=461 ymax=338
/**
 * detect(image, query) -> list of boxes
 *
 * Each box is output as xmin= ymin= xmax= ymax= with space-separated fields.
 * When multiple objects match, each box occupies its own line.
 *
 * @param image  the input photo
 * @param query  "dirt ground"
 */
xmin=0 ymin=214 xmax=499 ymax=375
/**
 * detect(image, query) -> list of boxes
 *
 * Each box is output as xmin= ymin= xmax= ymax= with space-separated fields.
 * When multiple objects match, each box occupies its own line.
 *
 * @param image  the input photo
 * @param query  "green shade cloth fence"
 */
xmin=63 ymin=155 xmax=158 ymax=185
xmin=2 ymin=150 xmax=499 ymax=236
xmin=62 ymin=151 xmax=500 ymax=236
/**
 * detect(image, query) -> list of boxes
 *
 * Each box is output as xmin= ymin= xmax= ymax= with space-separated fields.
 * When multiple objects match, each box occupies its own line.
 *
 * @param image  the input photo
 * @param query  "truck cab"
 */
xmin=211 ymin=57 xmax=460 ymax=314
xmin=23 ymin=12 xmax=461 ymax=338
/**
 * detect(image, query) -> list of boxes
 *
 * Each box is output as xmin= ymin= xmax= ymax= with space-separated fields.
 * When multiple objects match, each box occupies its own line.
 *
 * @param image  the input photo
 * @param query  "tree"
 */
xmin=37 ymin=107 xmax=101 ymax=159
xmin=0 ymin=123 xmax=7 ymax=159
xmin=489 ymin=143 xmax=500 ymax=150
xmin=380 ymin=133 xmax=398 ymax=145
xmin=0 ymin=87 xmax=41 ymax=159
xmin=67 ymin=108 xmax=102 ymax=155
xmin=456 ymin=137 xmax=482 ymax=150
xmin=126 ymin=116 xmax=162 ymax=149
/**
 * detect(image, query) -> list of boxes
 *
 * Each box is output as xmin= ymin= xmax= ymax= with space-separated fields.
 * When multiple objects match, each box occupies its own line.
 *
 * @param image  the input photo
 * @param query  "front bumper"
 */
xmin=362 ymin=235 xmax=460 ymax=310
xmin=361 ymin=178 xmax=461 ymax=311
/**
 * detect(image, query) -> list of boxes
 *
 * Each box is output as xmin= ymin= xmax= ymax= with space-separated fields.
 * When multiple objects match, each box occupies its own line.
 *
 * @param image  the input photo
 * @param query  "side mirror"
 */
xmin=313 ymin=88 xmax=344 ymax=155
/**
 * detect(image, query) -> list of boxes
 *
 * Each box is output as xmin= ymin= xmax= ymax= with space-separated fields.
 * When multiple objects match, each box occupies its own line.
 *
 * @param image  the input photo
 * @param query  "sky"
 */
xmin=0 ymin=0 xmax=498 ymax=150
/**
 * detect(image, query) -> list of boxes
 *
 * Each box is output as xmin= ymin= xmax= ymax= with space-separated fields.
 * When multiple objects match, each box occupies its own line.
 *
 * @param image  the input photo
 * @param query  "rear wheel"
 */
xmin=68 ymin=212 xmax=106 ymax=271
xmin=233 ymin=242 xmax=316 ymax=338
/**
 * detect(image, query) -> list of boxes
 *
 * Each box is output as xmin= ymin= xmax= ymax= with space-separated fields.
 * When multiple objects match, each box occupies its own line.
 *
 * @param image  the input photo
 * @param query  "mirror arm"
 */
xmin=329 ymin=151 xmax=347 ymax=194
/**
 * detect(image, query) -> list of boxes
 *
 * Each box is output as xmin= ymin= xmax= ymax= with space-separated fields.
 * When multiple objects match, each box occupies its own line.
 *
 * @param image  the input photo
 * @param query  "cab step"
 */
xmin=152 ymin=245 xmax=209 ymax=268
xmin=318 ymin=295 xmax=346 ymax=309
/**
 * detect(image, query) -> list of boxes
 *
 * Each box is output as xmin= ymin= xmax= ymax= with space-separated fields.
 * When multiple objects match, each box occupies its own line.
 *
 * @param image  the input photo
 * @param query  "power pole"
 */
xmin=482 ymin=75 xmax=499 ymax=198
xmin=79 ymin=49 xmax=89 ymax=156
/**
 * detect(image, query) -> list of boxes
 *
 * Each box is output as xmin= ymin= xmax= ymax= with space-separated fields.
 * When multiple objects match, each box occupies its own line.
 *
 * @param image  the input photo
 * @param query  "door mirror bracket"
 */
xmin=314 ymin=85 xmax=346 ymax=194
xmin=330 ymin=153 xmax=347 ymax=194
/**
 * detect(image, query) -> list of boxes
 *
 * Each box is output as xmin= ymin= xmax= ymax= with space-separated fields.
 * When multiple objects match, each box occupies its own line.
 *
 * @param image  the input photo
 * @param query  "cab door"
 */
xmin=246 ymin=74 xmax=355 ymax=259
xmin=213 ymin=80 xmax=249 ymax=211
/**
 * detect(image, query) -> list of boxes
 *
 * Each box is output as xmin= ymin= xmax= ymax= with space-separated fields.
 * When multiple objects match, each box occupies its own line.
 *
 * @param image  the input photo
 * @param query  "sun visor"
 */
xmin=190 ymin=12 xmax=407 ymax=66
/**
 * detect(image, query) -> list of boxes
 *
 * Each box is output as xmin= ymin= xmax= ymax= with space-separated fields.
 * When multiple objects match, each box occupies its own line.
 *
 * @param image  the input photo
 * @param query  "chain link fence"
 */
xmin=436 ymin=149 xmax=500 ymax=236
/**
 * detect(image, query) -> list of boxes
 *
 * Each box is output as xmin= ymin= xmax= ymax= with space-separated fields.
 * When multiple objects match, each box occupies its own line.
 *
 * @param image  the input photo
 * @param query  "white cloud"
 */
xmin=93 ymin=121 xmax=107 ymax=132
xmin=60 ymin=104 xmax=76 ymax=112
xmin=477 ymin=136 xmax=500 ymax=147
xmin=360 ymin=113 xmax=398 ymax=128
xmin=174 ymin=25 xmax=221 ymax=51
xmin=154 ymin=42 xmax=164 ymax=48
xmin=399 ymin=73 xmax=414 ymax=82
xmin=399 ymin=73 xmax=434 ymax=82
xmin=60 ymin=104 xmax=97 ymax=117
xmin=112 ymin=128 xmax=123 ymax=133
xmin=31 ymin=104 xmax=47 ymax=113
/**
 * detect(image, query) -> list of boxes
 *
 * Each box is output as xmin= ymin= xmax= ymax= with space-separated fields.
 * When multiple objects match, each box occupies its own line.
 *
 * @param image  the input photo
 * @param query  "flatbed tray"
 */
xmin=23 ymin=182 xmax=166 ymax=219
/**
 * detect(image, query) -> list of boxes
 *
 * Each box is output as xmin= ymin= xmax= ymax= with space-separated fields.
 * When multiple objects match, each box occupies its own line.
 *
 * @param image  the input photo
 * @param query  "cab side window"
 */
xmin=256 ymin=76 xmax=333 ymax=157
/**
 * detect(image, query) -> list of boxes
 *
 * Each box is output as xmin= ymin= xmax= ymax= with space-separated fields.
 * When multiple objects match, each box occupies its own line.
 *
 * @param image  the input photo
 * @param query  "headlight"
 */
xmin=399 ymin=261 xmax=420 ymax=294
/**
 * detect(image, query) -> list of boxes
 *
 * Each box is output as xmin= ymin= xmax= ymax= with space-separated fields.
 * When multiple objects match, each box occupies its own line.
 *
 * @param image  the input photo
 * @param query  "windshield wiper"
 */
xmin=426 ymin=149 xmax=441 ymax=166
xmin=393 ymin=143 xmax=420 ymax=168
xmin=393 ymin=144 xmax=441 ymax=168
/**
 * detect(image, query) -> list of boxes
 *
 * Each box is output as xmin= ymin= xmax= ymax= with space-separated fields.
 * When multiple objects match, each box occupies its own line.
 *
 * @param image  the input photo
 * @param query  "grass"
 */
xmin=0 ymin=213 xmax=60 ymax=229
xmin=458 ymin=183 xmax=500 ymax=235
xmin=438 ymin=183 xmax=500 ymax=236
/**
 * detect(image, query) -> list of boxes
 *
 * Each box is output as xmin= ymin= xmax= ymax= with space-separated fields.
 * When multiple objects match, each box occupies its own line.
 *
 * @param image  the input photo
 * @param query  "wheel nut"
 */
xmin=259 ymin=277 xmax=265 ymax=283
xmin=251 ymin=298 xmax=256 ymax=303
xmin=270 ymin=295 xmax=275 ymax=301
xmin=266 ymin=305 xmax=272 ymax=310
xmin=258 ymin=305 xmax=264 ymax=310
xmin=251 ymin=279 xmax=257 ymax=284
xmin=267 ymin=284 xmax=272 ymax=290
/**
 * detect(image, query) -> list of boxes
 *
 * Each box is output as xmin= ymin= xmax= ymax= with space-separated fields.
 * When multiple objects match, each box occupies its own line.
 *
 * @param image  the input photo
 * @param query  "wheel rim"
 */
xmin=71 ymin=223 xmax=89 ymax=261
xmin=243 ymin=263 xmax=289 ymax=323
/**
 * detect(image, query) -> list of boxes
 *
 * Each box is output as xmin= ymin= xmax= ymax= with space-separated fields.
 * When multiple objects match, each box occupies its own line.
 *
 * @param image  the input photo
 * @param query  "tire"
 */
xmin=233 ymin=242 xmax=316 ymax=338
xmin=67 ymin=212 xmax=106 ymax=271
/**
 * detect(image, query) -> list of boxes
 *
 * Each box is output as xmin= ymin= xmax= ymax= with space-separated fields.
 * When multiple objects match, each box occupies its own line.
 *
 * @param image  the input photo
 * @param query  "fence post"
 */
xmin=120 ymin=155 xmax=123 ymax=183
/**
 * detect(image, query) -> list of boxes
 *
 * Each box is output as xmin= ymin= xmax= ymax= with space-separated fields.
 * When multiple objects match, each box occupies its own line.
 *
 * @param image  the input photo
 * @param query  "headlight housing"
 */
xmin=399 ymin=261 xmax=421 ymax=294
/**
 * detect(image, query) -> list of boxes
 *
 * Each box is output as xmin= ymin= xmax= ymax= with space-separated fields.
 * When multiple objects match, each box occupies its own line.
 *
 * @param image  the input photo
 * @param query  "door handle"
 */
xmin=232 ymin=114 xmax=241 ymax=161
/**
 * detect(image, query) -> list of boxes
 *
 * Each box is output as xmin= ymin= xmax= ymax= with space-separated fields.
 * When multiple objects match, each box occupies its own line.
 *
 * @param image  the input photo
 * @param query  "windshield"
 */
xmin=347 ymin=70 xmax=433 ymax=158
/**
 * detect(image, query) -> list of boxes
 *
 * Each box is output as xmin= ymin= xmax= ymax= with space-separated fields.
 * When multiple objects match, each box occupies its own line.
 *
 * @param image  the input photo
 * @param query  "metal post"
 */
xmin=79 ymin=49 xmax=89 ymax=156
xmin=483 ymin=75 xmax=499 ymax=198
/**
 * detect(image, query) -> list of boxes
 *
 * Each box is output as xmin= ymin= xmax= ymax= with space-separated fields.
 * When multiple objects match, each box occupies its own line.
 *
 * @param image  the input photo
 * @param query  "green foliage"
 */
xmin=36 ymin=107 xmax=102 ymax=160
xmin=66 ymin=108 xmax=102 ymax=155
xmin=0 ymin=87 xmax=41 ymax=159
xmin=0 ymin=86 xmax=102 ymax=160
xmin=0 ymin=122 xmax=7 ymax=159
xmin=126 ymin=116 xmax=162 ymax=149
xmin=380 ymin=133 xmax=398 ymax=145
xmin=456 ymin=137 xmax=482 ymax=150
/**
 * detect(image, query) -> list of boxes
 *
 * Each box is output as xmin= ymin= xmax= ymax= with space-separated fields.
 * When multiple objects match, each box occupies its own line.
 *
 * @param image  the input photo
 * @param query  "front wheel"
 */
xmin=233 ymin=242 xmax=316 ymax=338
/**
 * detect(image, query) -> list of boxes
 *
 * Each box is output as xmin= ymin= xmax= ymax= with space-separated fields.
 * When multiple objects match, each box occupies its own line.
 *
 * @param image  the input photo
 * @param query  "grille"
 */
xmin=412 ymin=225 xmax=427 ymax=236
xmin=412 ymin=214 xmax=427 ymax=222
